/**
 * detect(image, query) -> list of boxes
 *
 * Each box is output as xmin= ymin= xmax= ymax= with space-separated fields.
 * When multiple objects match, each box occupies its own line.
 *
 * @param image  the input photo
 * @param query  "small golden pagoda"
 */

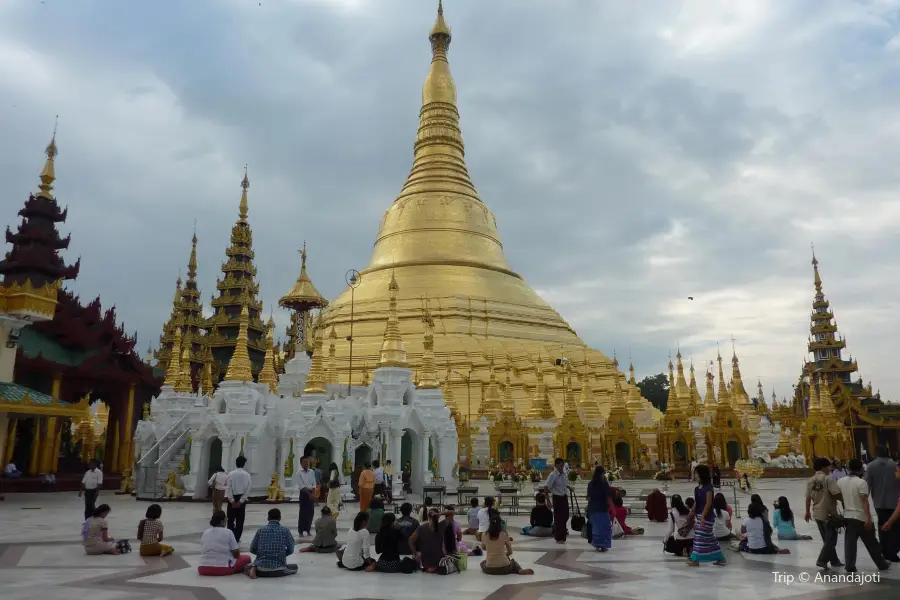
xmin=659 ymin=357 xmax=695 ymax=466
xmin=703 ymin=353 xmax=751 ymax=466
xmin=553 ymin=359 xmax=591 ymax=466
xmin=258 ymin=317 xmax=279 ymax=394
xmin=223 ymin=304 xmax=254 ymax=383
xmin=605 ymin=360 xmax=641 ymax=468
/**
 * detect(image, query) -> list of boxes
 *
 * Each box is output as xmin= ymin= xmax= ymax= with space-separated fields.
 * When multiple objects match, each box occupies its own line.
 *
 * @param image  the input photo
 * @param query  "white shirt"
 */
xmin=208 ymin=472 xmax=228 ymax=491
xmin=295 ymin=468 xmax=317 ymax=491
xmin=743 ymin=517 xmax=766 ymax=550
xmin=837 ymin=475 xmax=870 ymax=521
xmin=374 ymin=467 xmax=385 ymax=485
xmin=82 ymin=468 xmax=103 ymax=490
xmin=341 ymin=528 xmax=371 ymax=569
xmin=477 ymin=507 xmax=491 ymax=532
xmin=667 ymin=508 xmax=695 ymax=540
xmin=5 ymin=463 xmax=17 ymax=474
xmin=199 ymin=526 xmax=239 ymax=567
xmin=225 ymin=468 xmax=252 ymax=501
xmin=546 ymin=470 xmax=568 ymax=497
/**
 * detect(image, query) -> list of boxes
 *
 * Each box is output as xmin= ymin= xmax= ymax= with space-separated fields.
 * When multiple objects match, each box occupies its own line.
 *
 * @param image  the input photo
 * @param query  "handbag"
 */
xmin=612 ymin=518 xmax=625 ymax=539
xmin=678 ymin=515 xmax=695 ymax=539
xmin=438 ymin=554 xmax=459 ymax=574
xmin=455 ymin=551 xmax=468 ymax=572
xmin=569 ymin=489 xmax=585 ymax=532
xmin=328 ymin=477 xmax=341 ymax=489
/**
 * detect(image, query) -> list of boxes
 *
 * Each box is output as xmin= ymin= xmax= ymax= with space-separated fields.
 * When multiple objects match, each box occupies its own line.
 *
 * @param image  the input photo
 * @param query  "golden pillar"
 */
xmin=866 ymin=427 xmax=876 ymax=457
xmin=1 ymin=417 xmax=15 ymax=466
xmin=39 ymin=417 xmax=58 ymax=473
xmin=27 ymin=418 xmax=42 ymax=474
xmin=119 ymin=384 xmax=136 ymax=472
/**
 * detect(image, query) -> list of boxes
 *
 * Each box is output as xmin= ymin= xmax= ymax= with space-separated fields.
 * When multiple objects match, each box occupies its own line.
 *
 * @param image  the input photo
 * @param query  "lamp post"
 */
xmin=345 ymin=269 xmax=361 ymax=397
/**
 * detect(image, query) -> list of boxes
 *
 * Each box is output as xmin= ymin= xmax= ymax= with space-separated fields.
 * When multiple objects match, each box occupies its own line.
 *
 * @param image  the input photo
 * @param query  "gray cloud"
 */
xmin=0 ymin=0 xmax=898 ymax=401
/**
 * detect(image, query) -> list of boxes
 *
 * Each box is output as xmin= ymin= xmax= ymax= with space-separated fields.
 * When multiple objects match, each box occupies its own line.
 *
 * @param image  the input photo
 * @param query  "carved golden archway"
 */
xmin=489 ymin=414 xmax=528 ymax=465
xmin=554 ymin=413 xmax=590 ymax=468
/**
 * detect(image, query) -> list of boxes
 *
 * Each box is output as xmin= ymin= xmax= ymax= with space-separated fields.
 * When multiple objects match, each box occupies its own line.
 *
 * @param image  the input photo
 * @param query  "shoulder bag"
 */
xmin=569 ymin=488 xmax=585 ymax=532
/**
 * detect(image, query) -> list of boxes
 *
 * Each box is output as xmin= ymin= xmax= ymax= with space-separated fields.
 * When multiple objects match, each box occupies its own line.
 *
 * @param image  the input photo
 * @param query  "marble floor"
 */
xmin=0 ymin=478 xmax=896 ymax=600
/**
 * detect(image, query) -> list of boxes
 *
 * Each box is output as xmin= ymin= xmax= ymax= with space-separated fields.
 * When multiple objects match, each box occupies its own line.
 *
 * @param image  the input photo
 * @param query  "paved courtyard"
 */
xmin=0 ymin=478 xmax=896 ymax=600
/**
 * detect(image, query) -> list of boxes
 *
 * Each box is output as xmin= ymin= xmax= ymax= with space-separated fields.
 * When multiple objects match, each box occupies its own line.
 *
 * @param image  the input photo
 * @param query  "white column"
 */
xmin=221 ymin=436 xmax=235 ymax=472
xmin=438 ymin=435 xmax=457 ymax=487
xmin=419 ymin=433 xmax=431 ymax=490
xmin=185 ymin=437 xmax=204 ymax=498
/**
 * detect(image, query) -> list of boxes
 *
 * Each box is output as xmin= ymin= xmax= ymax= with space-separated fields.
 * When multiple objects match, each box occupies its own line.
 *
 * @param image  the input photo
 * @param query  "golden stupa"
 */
xmin=319 ymin=2 xmax=649 ymax=418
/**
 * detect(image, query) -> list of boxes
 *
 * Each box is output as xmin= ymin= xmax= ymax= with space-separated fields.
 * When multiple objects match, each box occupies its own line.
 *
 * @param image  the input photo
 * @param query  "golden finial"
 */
xmin=304 ymin=325 xmax=327 ymax=394
xmin=188 ymin=229 xmax=198 ymax=279
xmin=811 ymin=243 xmax=824 ymax=295
xmin=164 ymin=328 xmax=183 ymax=386
xmin=378 ymin=272 xmax=408 ymax=367
xmin=430 ymin=0 xmax=451 ymax=48
xmin=224 ymin=304 xmax=254 ymax=382
xmin=37 ymin=116 xmax=58 ymax=199
xmin=628 ymin=352 xmax=636 ymax=385
xmin=174 ymin=331 xmax=193 ymax=393
xmin=239 ymin=165 xmax=249 ymax=222
xmin=418 ymin=295 xmax=440 ymax=388
xmin=611 ymin=349 xmax=619 ymax=369
xmin=258 ymin=316 xmax=278 ymax=394
xmin=716 ymin=346 xmax=729 ymax=404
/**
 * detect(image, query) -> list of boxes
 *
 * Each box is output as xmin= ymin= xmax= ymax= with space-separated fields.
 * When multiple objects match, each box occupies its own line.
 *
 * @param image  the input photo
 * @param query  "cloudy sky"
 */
xmin=1 ymin=0 xmax=898 ymax=402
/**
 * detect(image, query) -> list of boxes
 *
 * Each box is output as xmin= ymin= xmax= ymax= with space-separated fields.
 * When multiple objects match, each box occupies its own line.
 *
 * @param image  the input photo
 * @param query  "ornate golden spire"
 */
xmin=502 ymin=364 xmax=515 ymax=413
xmin=675 ymin=348 xmax=692 ymax=410
xmin=688 ymin=360 xmax=703 ymax=408
xmin=611 ymin=369 xmax=628 ymax=412
xmin=304 ymin=325 xmax=327 ymax=394
xmin=705 ymin=368 xmax=716 ymax=407
xmin=378 ymin=272 xmax=408 ymax=367
xmin=258 ymin=317 xmax=278 ymax=394
xmin=224 ymin=304 xmax=253 ymax=382
xmin=201 ymin=346 xmax=215 ymax=396
xmin=528 ymin=351 xmax=555 ymax=419
xmin=480 ymin=354 xmax=504 ymax=417
xmin=36 ymin=118 xmax=58 ymax=199
xmin=666 ymin=355 xmax=678 ymax=412
xmin=442 ymin=363 xmax=458 ymax=413
xmin=417 ymin=296 xmax=440 ymax=388
xmin=174 ymin=331 xmax=194 ymax=393
xmin=580 ymin=351 xmax=602 ymax=419
xmin=188 ymin=230 xmax=198 ymax=281
xmin=164 ymin=327 xmax=183 ymax=386
xmin=279 ymin=242 xmax=328 ymax=311
xmin=716 ymin=348 xmax=730 ymax=404
xmin=326 ymin=325 xmax=338 ymax=383
xmin=812 ymin=246 xmax=823 ymax=295
xmin=239 ymin=165 xmax=250 ymax=223
xmin=628 ymin=356 xmax=636 ymax=385
xmin=730 ymin=339 xmax=749 ymax=410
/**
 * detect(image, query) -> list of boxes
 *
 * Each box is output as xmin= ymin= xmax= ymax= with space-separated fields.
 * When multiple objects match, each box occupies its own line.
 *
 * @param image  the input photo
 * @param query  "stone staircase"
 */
xmin=136 ymin=422 xmax=191 ymax=500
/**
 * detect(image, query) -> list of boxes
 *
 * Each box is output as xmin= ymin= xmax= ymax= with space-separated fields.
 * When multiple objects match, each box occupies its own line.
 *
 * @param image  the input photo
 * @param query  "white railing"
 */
xmin=154 ymin=427 xmax=190 ymax=468
xmin=138 ymin=412 xmax=189 ymax=466
xmin=136 ymin=412 xmax=190 ymax=499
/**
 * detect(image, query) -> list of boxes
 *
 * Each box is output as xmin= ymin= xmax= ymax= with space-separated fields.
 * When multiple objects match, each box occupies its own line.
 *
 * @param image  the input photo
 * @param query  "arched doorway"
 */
xmin=354 ymin=443 xmax=372 ymax=468
xmin=565 ymin=442 xmax=581 ymax=467
xmin=726 ymin=440 xmax=742 ymax=466
xmin=206 ymin=437 xmax=223 ymax=480
xmin=498 ymin=441 xmax=514 ymax=463
xmin=614 ymin=442 xmax=631 ymax=467
xmin=673 ymin=440 xmax=688 ymax=467
xmin=401 ymin=429 xmax=422 ymax=494
xmin=304 ymin=437 xmax=333 ymax=472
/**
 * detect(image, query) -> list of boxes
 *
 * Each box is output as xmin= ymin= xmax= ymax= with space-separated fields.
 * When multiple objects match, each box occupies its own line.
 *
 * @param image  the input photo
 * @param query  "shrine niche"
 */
xmin=614 ymin=441 xmax=631 ymax=466
xmin=488 ymin=414 xmax=527 ymax=465
xmin=703 ymin=403 xmax=751 ymax=467
xmin=554 ymin=412 xmax=590 ymax=468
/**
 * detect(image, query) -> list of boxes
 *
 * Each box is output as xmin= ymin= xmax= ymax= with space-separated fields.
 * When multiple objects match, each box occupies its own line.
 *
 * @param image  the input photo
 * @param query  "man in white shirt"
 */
xmin=294 ymin=455 xmax=317 ymax=537
xmin=372 ymin=459 xmax=386 ymax=499
xmin=836 ymin=458 xmax=890 ymax=573
xmin=207 ymin=466 xmax=229 ymax=512
xmin=546 ymin=457 xmax=572 ymax=544
xmin=225 ymin=456 xmax=252 ymax=543
xmin=79 ymin=460 xmax=103 ymax=519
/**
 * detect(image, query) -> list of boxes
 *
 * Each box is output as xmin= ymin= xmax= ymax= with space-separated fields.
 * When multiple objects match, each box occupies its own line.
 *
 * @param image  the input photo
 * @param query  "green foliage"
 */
xmin=636 ymin=373 xmax=669 ymax=412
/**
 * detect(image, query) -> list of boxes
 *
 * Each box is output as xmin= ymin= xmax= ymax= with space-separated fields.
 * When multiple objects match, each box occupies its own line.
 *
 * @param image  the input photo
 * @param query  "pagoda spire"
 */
xmin=164 ymin=327 xmax=183 ymax=387
xmin=806 ymin=249 xmax=858 ymax=389
xmin=502 ymin=363 xmax=515 ymax=413
xmin=174 ymin=331 xmax=194 ymax=393
xmin=417 ymin=296 xmax=440 ymax=388
xmin=37 ymin=120 xmax=58 ymax=200
xmin=304 ymin=324 xmax=327 ymax=394
xmin=207 ymin=168 xmax=265 ymax=381
xmin=666 ymin=354 xmax=678 ymax=412
xmin=378 ymin=272 xmax=408 ymax=367
xmin=716 ymin=348 xmax=730 ymax=405
xmin=180 ymin=230 xmax=205 ymax=367
xmin=326 ymin=325 xmax=338 ymax=383
xmin=611 ymin=365 xmax=628 ymax=412
xmin=705 ymin=367 xmax=716 ymax=406
xmin=223 ymin=304 xmax=254 ymax=383
xmin=689 ymin=359 xmax=703 ymax=408
xmin=580 ymin=350 xmax=602 ymax=420
xmin=675 ymin=347 xmax=692 ymax=411
xmin=442 ymin=362 xmax=459 ymax=415
xmin=730 ymin=338 xmax=749 ymax=410
xmin=480 ymin=354 xmax=504 ymax=417
xmin=529 ymin=351 xmax=555 ymax=419
xmin=258 ymin=316 xmax=278 ymax=394
xmin=279 ymin=241 xmax=328 ymax=358
xmin=201 ymin=346 xmax=215 ymax=397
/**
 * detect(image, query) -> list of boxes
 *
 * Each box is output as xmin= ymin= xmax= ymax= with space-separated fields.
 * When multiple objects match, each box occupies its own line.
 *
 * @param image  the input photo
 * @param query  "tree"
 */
xmin=636 ymin=373 xmax=669 ymax=412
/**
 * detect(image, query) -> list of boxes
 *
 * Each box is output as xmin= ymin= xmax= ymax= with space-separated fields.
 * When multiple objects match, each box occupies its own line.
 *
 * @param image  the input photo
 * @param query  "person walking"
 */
xmin=837 ymin=458 xmax=891 ymax=573
xmin=295 ymin=455 xmax=318 ymax=537
xmin=864 ymin=445 xmax=900 ymax=563
xmin=208 ymin=467 xmax=228 ymax=513
xmin=358 ymin=462 xmax=375 ymax=512
xmin=546 ymin=458 xmax=572 ymax=544
xmin=79 ymin=460 xmax=103 ymax=520
xmin=225 ymin=456 xmax=252 ymax=544
xmin=804 ymin=457 xmax=844 ymax=570
xmin=586 ymin=466 xmax=613 ymax=551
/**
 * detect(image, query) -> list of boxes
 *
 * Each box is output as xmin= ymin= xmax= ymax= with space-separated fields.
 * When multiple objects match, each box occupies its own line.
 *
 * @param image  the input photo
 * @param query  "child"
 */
xmin=138 ymin=503 xmax=174 ymax=557
xmin=463 ymin=497 xmax=480 ymax=535
xmin=738 ymin=502 xmax=789 ymax=554
xmin=772 ymin=497 xmax=813 ymax=540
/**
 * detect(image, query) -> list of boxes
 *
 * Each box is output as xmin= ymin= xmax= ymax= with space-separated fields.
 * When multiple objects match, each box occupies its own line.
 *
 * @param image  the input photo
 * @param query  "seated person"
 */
xmin=738 ymin=503 xmax=790 ymax=554
xmin=300 ymin=506 xmax=338 ymax=553
xmin=645 ymin=489 xmax=668 ymax=522
xmin=611 ymin=495 xmax=642 ymax=537
xmin=83 ymin=504 xmax=123 ymax=555
xmin=711 ymin=493 xmax=734 ymax=540
xmin=480 ymin=513 xmax=534 ymax=575
xmin=442 ymin=505 xmax=471 ymax=554
xmin=367 ymin=498 xmax=385 ymax=534
xmin=410 ymin=508 xmax=456 ymax=574
xmin=198 ymin=510 xmax=252 ymax=576
xmin=366 ymin=513 xmax=416 ymax=573
xmin=523 ymin=493 xmax=553 ymax=537
xmin=338 ymin=512 xmax=374 ymax=570
xmin=476 ymin=497 xmax=496 ymax=541
xmin=420 ymin=497 xmax=434 ymax=522
xmin=138 ymin=503 xmax=174 ymax=556
xmin=247 ymin=508 xmax=298 ymax=578
xmin=772 ymin=497 xmax=812 ymax=540
xmin=663 ymin=494 xmax=694 ymax=557
xmin=4 ymin=462 xmax=21 ymax=478
xmin=395 ymin=502 xmax=419 ymax=555
xmin=463 ymin=497 xmax=480 ymax=535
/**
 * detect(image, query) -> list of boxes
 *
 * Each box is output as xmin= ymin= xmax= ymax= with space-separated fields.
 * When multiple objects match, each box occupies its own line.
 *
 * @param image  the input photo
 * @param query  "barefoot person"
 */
xmin=545 ymin=458 xmax=571 ymax=544
xmin=687 ymin=464 xmax=726 ymax=567
xmin=246 ymin=508 xmax=298 ymax=578
xmin=480 ymin=513 xmax=534 ymax=575
xmin=197 ymin=510 xmax=252 ymax=576
xmin=295 ymin=455 xmax=317 ymax=538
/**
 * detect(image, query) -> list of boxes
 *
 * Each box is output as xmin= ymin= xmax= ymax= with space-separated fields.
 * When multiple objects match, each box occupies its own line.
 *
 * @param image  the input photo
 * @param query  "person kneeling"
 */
xmin=300 ymin=506 xmax=339 ymax=553
xmin=247 ymin=508 xmax=298 ymax=578
xmin=138 ymin=504 xmax=175 ymax=557
xmin=198 ymin=510 xmax=252 ymax=576
xmin=338 ymin=512 xmax=375 ymax=571
xmin=738 ymin=503 xmax=790 ymax=555
xmin=480 ymin=514 xmax=534 ymax=575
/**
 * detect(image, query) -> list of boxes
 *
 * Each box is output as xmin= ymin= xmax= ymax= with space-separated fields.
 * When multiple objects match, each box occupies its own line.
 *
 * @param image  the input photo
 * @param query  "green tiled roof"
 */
xmin=17 ymin=327 xmax=96 ymax=367
xmin=0 ymin=381 xmax=71 ymax=406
